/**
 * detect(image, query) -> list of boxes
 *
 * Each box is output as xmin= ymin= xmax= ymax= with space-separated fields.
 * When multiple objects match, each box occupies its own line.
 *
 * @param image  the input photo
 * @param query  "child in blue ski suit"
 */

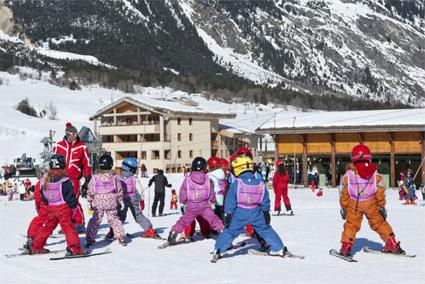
xmin=213 ymin=155 xmax=286 ymax=259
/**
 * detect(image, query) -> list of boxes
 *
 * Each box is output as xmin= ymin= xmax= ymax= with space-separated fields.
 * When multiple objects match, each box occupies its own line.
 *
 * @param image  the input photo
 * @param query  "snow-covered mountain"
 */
xmin=1 ymin=0 xmax=424 ymax=106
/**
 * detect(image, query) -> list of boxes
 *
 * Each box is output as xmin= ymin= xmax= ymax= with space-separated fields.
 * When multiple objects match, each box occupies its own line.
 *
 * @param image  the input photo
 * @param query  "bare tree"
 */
xmin=48 ymin=101 xmax=58 ymax=120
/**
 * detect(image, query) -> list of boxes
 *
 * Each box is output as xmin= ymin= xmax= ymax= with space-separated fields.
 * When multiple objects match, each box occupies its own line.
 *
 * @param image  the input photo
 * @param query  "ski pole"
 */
xmin=413 ymin=156 xmax=425 ymax=181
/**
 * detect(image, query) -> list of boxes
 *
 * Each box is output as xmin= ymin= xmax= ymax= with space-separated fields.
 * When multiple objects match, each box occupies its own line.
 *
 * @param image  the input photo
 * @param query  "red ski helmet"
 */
xmin=207 ymin=157 xmax=221 ymax=170
xmin=221 ymin=158 xmax=229 ymax=169
xmin=351 ymin=144 xmax=372 ymax=163
xmin=236 ymin=147 xmax=253 ymax=159
xmin=229 ymin=153 xmax=238 ymax=163
xmin=276 ymin=160 xmax=283 ymax=167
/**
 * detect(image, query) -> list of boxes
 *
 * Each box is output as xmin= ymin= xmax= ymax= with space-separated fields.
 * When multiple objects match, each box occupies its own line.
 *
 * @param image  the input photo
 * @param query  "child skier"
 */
xmin=212 ymin=154 xmax=287 ymax=261
xmin=116 ymin=157 xmax=159 ymax=238
xmin=337 ymin=144 xmax=405 ymax=257
xmin=170 ymin=189 xmax=178 ymax=210
xmin=207 ymin=156 xmax=227 ymax=221
xmin=28 ymin=154 xmax=85 ymax=255
xmin=85 ymin=154 xmax=126 ymax=246
xmin=165 ymin=157 xmax=224 ymax=245
xmin=272 ymin=160 xmax=293 ymax=215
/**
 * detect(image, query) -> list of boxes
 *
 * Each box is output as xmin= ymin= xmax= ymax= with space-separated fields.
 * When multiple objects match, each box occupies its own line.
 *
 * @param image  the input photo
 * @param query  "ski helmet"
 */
xmin=49 ymin=154 xmax=66 ymax=169
xmin=221 ymin=158 xmax=229 ymax=169
xmin=236 ymin=147 xmax=253 ymax=159
xmin=231 ymin=156 xmax=253 ymax=176
xmin=98 ymin=154 xmax=113 ymax=170
xmin=207 ymin=157 xmax=221 ymax=170
xmin=191 ymin=157 xmax=207 ymax=172
xmin=122 ymin=157 xmax=138 ymax=173
xmin=351 ymin=144 xmax=371 ymax=163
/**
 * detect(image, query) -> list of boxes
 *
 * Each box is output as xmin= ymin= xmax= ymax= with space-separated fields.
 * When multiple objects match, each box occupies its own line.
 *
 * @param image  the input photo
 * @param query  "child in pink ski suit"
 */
xmin=85 ymin=155 xmax=126 ymax=246
xmin=166 ymin=157 xmax=224 ymax=244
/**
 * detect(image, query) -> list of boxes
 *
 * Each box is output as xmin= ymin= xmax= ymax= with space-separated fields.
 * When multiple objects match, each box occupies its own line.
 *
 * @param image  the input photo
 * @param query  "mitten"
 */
xmin=224 ymin=214 xmax=232 ymax=228
xmin=71 ymin=208 xmax=83 ymax=225
xmin=140 ymin=200 xmax=145 ymax=211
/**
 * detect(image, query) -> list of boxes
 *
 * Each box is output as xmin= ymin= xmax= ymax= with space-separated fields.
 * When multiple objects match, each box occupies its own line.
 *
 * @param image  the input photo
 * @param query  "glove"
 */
xmin=139 ymin=200 xmax=145 ymax=211
xmin=379 ymin=207 xmax=387 ymax=220
xmin=224 ymin=214 xmax=232 ymax=228
xmin=340 ymin=208 xmax=346 ymax=220
xmin=263 ymin=211 xmax=271 ymax=225
xmin=71 ymin=208 xmax=83 ymax=225
xmin=180 ymin=204 xmax=185 ymax=214
xmin=81 ymin=176 xmax=91 ymax=198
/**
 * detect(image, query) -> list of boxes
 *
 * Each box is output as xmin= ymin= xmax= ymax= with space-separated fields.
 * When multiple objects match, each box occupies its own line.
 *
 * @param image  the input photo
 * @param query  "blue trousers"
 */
xmin=214 ymin=208 xmax=284 ymax=252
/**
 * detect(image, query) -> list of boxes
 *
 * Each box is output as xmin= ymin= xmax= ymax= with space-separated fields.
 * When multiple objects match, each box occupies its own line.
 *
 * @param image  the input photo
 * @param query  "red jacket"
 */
xmin=273 ymin=171 xmax=289 ymax=191
xmin=34 ymin=181 xmax=43 ymax=210
xmin=54 ymin=137 xmax=91 ymax=180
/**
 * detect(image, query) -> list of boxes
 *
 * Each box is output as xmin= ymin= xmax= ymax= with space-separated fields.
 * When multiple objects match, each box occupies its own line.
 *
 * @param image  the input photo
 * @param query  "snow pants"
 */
xmin=170 ymin=201 xmax=178 ymax=210
xmin=274 ymin=185 xmax=291 ymax=211
xmin=70 ymin=178 xmax=85 ymax=224
xmin=341 ymin=199 xmax=394 ymax=243
xmin=152 ymin=192 xmax=165 ymax=216
xmin=32 ymin=204 xmax=81 ymax=253
xmin=215 ymin=208 xmax=284 ymax=252
xmin=118 ymin=195 xmax=152 ymax=231
xmin=184 ymin=216 xmax=212 ymax=237
xmin=27 ymin=205 xmax=47 ymax=238
xmin=172 ymin=203 xmax=224 ymax=233
xmin=86 ymin=208 xmax=125 ymax=242
xmin=407 ymin=186 xmax=416 ymax=202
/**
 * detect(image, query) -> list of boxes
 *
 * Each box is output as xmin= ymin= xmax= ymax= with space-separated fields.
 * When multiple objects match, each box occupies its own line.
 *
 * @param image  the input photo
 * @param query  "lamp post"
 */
xmin=293 ymin=116 xmax=296 ymax=186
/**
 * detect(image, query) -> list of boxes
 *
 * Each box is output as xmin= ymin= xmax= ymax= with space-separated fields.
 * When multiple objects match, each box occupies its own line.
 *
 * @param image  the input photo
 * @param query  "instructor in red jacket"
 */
xmin=54 ymin=122 xmax=92 ymax=232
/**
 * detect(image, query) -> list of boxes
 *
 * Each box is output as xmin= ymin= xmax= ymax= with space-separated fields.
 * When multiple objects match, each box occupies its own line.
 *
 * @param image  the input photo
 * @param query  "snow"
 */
xmin=0 ymin=178 xmax=423 ymax=284
xmin=259 ymin=108 xmax=425 ymax=130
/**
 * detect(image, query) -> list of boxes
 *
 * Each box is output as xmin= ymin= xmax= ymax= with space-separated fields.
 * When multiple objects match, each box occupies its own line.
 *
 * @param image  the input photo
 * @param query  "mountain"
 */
xmin=1 ymin=0 xmax=424 ymax=108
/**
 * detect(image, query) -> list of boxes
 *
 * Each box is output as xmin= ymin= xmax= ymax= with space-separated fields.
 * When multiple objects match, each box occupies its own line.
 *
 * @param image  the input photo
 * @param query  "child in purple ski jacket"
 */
xmin=166 ymin=157 xmax=224 ymax=245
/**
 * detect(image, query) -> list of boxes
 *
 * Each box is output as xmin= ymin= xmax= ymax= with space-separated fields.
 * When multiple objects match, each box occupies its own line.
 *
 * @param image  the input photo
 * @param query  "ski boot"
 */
xmin=22 ymin=237 xmax=33 ymax=251
xmin=382 ymin=237 xmax=405 ymax=254
xmin=167 ymin=231 xmax=179 ymax=246
xmin=269 ymin=246 xmax=288 ymax=257
xmin=142 ymin=227 xmax=158 ymax=238
xmin=31 ymin=248 xmax=50 ymax=255
xmin=75 ymin=224 xmax=86 ymax=234
xmin=211 ymin=249 xmax=221 ymax=263
xmin=85 ymin=238 xmax=95 ymax=247
xmin=105 ymin=228 xmax=114 ymax=241
xmin=285 ymin=204 xmax=294 ymax=215
xmin=118 ymin=237 xmax=127 ymax=247
xmin=339 ymin=242 xmax=352 ymax=257
xmin=66 ymin=247 xmax=86 ymax=256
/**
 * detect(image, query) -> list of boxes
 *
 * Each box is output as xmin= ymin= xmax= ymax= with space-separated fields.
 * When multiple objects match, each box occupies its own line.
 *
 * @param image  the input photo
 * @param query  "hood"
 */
xmin=209 ymin=168 xmax=225 ymax=180
xmin=189 ymin=171 xmax=207 ymax=184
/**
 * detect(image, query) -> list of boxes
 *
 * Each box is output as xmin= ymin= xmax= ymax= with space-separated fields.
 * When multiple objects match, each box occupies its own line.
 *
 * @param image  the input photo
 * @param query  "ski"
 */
xmin=20 ymin=233 xmax=61 ymax=239
xmin=5 ymin=249 xmax=66 ymax=258
xmin=126 ymin=233 xmax=167 ymax=241
xmin=49 ymin=249 xmax=111 ymax=261
xmin=363 ymin=247 xmax=416 ymax=258
xmin=209 ymin=241 xmax=247 ymax=255
xmin=329 ymin=249 xmax=357 ymax=262
xmin=248 ymin=249 xmax=305 ymax=259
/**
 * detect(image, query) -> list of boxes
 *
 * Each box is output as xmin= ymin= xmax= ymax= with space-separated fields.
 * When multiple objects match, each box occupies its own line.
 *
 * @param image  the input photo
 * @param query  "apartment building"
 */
xmin=90 ymin=96 xmax=236 ymax=174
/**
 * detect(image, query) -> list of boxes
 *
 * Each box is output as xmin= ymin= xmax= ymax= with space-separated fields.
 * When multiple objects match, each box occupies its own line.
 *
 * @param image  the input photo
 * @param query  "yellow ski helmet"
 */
xmin=231 ymin=156 xmax=254 ymax=176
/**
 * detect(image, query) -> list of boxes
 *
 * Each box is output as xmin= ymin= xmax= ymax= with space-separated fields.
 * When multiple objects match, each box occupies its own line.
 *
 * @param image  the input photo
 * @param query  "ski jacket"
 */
xmin=87 ymin=172 xmax=123 ymax=210
xmin=119 ymin=173 xmax=143 ymax=201
xmin=179 ymin=171 xmax=216 ymax=207
xmin=40 ymin=173 xmax=77 ymax=209
xmin=208 ymin=168 xmax=227 ymax=206
xmin=224 ymin=171 xmax=270 ymax=215
xmin=54 ymin=136 xmax=91 ymax=180
xmin=272 ymin=171 xmax=289 ymax=192
xmin=339 ymin=169 xmax=385 ymax=209
xmin=148 ymin=172 xmax=171 ymax=193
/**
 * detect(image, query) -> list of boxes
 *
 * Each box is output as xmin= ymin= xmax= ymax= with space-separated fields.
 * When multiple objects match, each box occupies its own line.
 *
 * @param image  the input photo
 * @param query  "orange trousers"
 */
xmin=341 ymin=199 xmax=394 ymax=243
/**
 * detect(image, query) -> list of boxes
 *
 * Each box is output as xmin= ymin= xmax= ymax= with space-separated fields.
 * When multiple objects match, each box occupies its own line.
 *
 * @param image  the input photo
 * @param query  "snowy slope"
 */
xmin=0 ymin=178 xmax=423 ymax=284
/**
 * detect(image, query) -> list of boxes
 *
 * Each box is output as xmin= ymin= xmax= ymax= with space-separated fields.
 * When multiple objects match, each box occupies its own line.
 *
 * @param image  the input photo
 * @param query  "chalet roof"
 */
xmin=90 ymin=96 xmax=236 ymax=120
xmin=257 ymin=108 xmax=425 ymax=134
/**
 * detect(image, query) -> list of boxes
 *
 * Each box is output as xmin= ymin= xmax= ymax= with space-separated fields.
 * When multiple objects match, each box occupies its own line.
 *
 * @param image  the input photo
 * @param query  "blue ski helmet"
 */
xmin=122 ymin=157 xmax=138 ymax=173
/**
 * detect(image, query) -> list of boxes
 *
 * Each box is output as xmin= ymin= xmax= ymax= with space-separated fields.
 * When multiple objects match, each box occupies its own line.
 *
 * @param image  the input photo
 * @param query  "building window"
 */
xmin=178 ymin=133 xmax=181 ymax=141
xmin=140 ymin=151 xmax=147 ymax=160
xmin=189 ymin=118 xmax=192 ymax=125
xmin=178 ymin=150 xmax=181 ymax=159
xmin=177 ymin=118 xmax=181 ymax=125
xmin=189 ymin=133 xmax=193 ymax=141
xmin=189 ymin=150 xmax=193 ymax=158
xmin=151 ymin=150 xmax=160 ymax=160
xmin=164 ymin=150 xmax=171 ymax=160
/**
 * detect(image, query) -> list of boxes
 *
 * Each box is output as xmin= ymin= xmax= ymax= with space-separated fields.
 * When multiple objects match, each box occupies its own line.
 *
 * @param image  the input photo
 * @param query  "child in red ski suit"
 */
xmin=170 ymin=189 xmax=178 ymax=210
xmin=30 ymin=154 xmax=85 ymax=255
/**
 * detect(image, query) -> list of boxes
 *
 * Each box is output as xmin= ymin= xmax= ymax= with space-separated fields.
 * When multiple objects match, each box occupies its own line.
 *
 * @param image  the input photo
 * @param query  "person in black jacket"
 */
xmin=148 ymin=170 xmax=172 ymax=216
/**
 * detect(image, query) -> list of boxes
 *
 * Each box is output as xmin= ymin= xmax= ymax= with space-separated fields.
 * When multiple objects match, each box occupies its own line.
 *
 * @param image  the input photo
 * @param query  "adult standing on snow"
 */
xmin=148 ymin=169 xmax=172 ymax=216
xmin=272 ymin=160 xmax=293 ymax=215
xmin=337 ymin=144 xmax=405 ymax=257
xmin=54 ymin=122 xmax=92 ymax=232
